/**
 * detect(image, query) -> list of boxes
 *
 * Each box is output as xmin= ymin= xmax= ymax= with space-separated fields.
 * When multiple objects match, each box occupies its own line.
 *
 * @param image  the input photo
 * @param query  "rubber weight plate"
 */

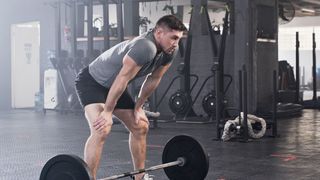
xmin=202 ymin=92 xmax=216 ymax=115
xmin=169 ymin=91 xmax=192 ymax=114
xmin=40 ymin=154 xmax=92 ymax=180
xmin=162 ymin=135 xmax=209 ymax=180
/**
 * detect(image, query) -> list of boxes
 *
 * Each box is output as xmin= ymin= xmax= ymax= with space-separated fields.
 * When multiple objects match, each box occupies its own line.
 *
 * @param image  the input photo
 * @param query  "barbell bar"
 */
xmin=102 ymin=157 xmax=185 ymax=180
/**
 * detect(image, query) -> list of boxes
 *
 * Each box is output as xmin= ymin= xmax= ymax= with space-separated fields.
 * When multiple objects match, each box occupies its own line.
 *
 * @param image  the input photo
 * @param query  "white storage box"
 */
xmin=44 ymin=69 xmax=58 ymax=109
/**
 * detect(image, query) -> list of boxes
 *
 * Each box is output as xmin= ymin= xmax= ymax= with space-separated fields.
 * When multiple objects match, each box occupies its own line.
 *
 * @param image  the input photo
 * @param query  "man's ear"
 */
xmin=155 ymin=27 xmax=163 ymax=39
xmin=155 ymin=27 xmax=162 ymax=34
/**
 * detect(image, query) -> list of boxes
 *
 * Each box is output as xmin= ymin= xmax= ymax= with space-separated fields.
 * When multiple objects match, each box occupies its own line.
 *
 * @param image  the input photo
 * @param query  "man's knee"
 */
xmin=131 ymin=120 xmax=149 ymax=137
xmin=91 ymin=122 xmax=113 ymax=140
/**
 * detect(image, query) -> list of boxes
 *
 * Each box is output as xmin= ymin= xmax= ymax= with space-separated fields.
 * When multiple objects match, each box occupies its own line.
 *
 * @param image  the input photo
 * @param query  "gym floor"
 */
xmin=0 ymin=109 xmax=319 ymax=180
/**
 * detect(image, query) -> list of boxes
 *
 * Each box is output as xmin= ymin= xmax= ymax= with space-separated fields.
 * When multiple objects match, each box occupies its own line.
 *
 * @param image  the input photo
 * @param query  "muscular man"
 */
xmin=75 ymin=15 xmax=187 ymax=180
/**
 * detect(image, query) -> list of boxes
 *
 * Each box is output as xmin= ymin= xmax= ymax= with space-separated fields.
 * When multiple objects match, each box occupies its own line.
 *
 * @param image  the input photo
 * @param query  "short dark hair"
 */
xmin=155 ymin=15 xmax=187 ymax=32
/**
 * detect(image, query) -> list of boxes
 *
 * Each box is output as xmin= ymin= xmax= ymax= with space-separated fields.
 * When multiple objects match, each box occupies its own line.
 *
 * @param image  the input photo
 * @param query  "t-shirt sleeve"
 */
xmin=161 ymin=48 xmax=178 ymax=66
xmin=126 ymin=39 xmax=157 ymax=66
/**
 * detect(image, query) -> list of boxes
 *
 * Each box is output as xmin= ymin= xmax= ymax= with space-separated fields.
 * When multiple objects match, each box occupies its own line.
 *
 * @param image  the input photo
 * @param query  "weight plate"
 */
xmin=169 ymin=91 xmax=192 ymax=115
xmin=162 ymin=135 xmax=209 ymax=180
xmin=172 ymin=95 xmax=184 ymax=109
xmin=40 ymin=154 xmax=92 ymax=180
xmin=202 ymin=92 xmax=216 ymax=115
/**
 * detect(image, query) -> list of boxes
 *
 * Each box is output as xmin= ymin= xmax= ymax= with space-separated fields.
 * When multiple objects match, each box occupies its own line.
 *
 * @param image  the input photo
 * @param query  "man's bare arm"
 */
xmin=104 ymin=55 xmax=141 ymax=113
xmin=135 ymin=63 xmax=172 ymax=109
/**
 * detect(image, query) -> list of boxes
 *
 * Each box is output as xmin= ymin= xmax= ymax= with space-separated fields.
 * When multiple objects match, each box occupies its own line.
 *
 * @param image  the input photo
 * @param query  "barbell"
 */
xmin=40 ymin=135 xmax=209 ymax=180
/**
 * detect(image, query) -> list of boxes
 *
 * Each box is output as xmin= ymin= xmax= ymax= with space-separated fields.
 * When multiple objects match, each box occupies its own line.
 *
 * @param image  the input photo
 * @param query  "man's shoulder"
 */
xmin=129 ymin=37 xmax=157 ymax=55
xmin=132 ymin=37 xmax=156 ymax=48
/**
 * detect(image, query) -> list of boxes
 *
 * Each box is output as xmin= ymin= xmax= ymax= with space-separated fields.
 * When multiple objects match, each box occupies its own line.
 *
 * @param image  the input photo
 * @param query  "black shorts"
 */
xmin=75 ymin=67 xmax=135 ymax=109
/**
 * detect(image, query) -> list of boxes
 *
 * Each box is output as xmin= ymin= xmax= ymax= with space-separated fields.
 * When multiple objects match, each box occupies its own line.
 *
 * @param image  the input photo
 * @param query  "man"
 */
xmin=75 ymin=15 xmax=187 ymax=180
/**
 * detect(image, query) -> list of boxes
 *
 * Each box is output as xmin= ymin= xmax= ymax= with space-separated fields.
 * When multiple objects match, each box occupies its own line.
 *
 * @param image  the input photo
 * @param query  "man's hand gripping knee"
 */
xmin=134 ymin=107 xmax=149 ymax=125
xmin=93 ymin=110 xmax=113 ymax=133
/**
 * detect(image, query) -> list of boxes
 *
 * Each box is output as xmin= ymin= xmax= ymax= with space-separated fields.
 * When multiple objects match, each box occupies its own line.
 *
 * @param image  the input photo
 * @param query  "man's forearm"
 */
xmin=104 ymin=76 xmax=129 ymax=112
xmin=135 ymin=75 xmax=161 ymax=109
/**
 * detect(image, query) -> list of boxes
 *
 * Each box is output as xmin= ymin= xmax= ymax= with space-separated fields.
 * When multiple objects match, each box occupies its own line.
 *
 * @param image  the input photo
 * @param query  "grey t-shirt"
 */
xmin=88 ymin=30 xmax=177 ymax=88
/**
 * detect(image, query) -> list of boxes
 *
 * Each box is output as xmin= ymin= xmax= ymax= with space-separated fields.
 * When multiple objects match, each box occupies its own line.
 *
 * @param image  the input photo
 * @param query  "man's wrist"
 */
xmin=134 ymin=105 xmax=143 ymax=111
xmin=104 ymin=104 xmax=114 ymax=113
xmin=135 ymin=97 xmax=145 ymax=107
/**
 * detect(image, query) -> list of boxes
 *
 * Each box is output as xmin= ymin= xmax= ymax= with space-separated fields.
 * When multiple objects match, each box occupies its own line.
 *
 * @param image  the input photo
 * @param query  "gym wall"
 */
xmin=0 ymin=0 xmax=55 ymax=110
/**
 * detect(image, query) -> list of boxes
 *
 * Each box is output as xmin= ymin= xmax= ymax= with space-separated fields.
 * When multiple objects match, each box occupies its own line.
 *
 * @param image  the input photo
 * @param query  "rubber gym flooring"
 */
xmin=0 ymin=109 xmax=319 ymax=180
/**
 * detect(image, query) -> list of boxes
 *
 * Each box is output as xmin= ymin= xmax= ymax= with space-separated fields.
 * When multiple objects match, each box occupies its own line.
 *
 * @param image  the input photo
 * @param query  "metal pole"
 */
xmin=76 ymin=4 xmax=85 ymax=37
xmin=87 ymin=0 xmax=94 ymax=60
xmin=205 ymin=6 xmax=218 ymax=57
xmin=296 ymin=32 xmax=300 ymax=103
xmin=100 ymin=159 xmax=183 ymax=180
xmin=242 ymin=66 xmax=248 ymax=141
xmin=239 ymin=70 xmax=242 ymax=125
xmin=183 ymin=7 xmax=193 ymax=94
xmin=215 ymin=62 xmax=221 ymax=139
xmin=181 ymin=8 xmax=193 ymax=119
xmin=70 ymin=0 xmax=77 ymax=58
xmin=102 ymin=0 xmax=110 ymax=50
xmin=116 ymin=0 xmax=124 ymax=42
xmin=55 ymin=1 xmax=62 ymax=58
xmin=272 ymin=70 xmax=278 ymax=137
xmin=312 ymin=32 xmax=317 ymax=101
xmin=150 ymin=92 xmax=158 ymax=129
xmin=217 ymin=8 xmax=229 ymax=94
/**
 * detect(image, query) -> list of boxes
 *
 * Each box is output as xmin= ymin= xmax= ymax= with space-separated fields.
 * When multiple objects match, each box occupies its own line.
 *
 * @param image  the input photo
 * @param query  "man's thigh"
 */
xmin=84 ymin=103 xmax=106 ymax=129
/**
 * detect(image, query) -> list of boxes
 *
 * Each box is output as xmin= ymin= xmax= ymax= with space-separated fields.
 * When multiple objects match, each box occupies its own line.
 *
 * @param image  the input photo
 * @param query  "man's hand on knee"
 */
xmin=93 ymin=111 xmax=113 ymax=133
xmin=134 ymin=107 xmax=149 ymax=125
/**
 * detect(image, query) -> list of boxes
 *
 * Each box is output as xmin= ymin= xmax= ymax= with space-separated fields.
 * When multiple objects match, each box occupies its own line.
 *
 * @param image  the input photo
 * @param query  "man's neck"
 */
xmin=152 ymin=30 xmax=162 ymax=52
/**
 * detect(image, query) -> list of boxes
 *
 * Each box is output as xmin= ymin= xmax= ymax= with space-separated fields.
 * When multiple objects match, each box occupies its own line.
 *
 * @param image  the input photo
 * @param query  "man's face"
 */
xmin=156 ymin=27 xmax=184 ymax=54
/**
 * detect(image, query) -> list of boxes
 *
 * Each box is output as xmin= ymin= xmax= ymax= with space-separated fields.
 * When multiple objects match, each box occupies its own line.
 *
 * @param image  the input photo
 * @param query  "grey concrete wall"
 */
xmin=255 ymin=0 xmax=278 ymax=112
xmin=124 ymin=1 xmax=139 ymax=36
xmin=256 ymin=42 xmax=278 ymax=112
xmin=232 ymin=0 xmax=278 ymax=113
xmin=233 ymin=0 xmax=255 ymax=111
